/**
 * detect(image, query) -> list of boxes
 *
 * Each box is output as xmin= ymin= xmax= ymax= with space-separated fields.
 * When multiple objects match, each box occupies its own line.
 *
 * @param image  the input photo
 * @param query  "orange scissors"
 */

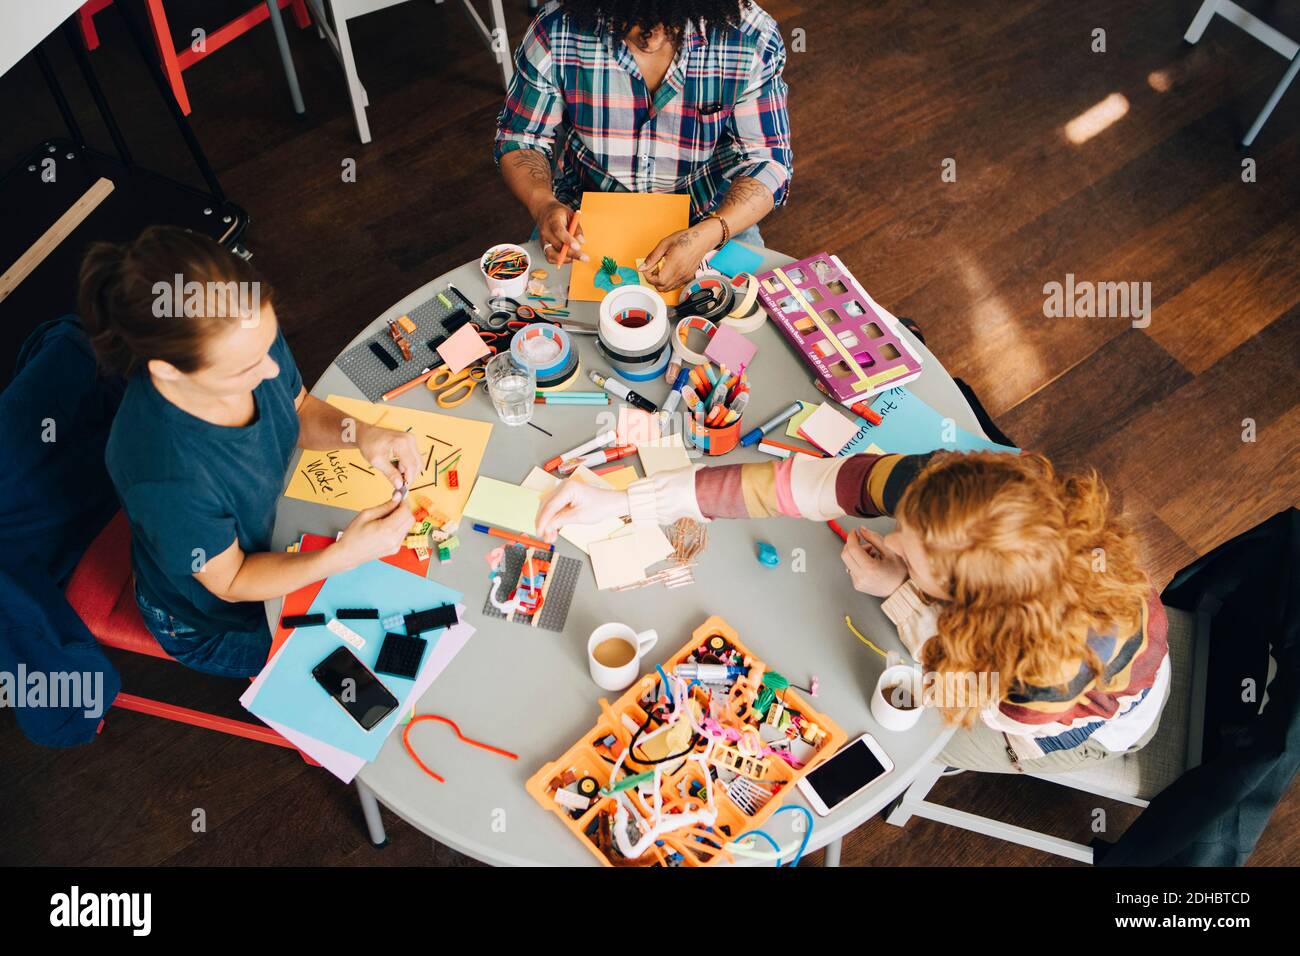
xmin=426 ymin=363 xmax=486 ymax=407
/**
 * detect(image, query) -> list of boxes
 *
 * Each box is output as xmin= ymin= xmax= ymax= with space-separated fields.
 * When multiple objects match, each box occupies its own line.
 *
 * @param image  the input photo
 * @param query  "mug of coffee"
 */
xmin=871 ymin=663 xmax=924 ymax=732
xmin=588 ymin=623 xmax=659 ymax=692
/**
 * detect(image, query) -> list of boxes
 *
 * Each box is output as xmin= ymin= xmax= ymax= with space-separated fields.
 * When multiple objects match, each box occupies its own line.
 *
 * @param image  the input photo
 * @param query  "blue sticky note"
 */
xmin=838 ymin=386 xmax=1019 ymax=457
xmin=247 ymin=560 xmax=461 ymax=761
xmin=709 ymin=240 xmax=764 ymax=278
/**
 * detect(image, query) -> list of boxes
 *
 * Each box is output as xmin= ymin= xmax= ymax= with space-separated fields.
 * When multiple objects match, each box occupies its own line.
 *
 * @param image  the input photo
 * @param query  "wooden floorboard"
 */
xmin=1 ymin=0 xmax=1296 ymax=867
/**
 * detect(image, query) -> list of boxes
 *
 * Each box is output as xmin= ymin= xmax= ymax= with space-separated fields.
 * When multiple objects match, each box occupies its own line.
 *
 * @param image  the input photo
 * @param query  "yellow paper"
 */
xmin=568 ymin=192 xmax=690 ymax=305
xmin=283 ymin=396 xmax=492 ymax=518
xmin=560 ymin=518 xmax=626 ymax=555
xmin=462 ymin=476 xmax=542 ymax=535
xmin=521 ymin=467 xmax=560 ymax=495
xmin=785 ymin=401 xmax=817 ymax=438
xmin=588 ymin=535 xmax=649 ymax=590
xmin=595 ymin=466 xmax=638 ymax=490
xmin=637 ymin=434 xmax=691 ymax=476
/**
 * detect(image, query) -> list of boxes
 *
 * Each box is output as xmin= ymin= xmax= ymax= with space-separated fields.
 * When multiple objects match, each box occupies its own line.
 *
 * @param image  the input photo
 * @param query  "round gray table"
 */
xmin=268 ymin=240 xmax=980 ymax=866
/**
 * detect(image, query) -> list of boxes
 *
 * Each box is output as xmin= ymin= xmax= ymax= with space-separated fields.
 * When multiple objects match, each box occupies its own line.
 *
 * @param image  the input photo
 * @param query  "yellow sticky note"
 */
xmin=521 ymin=467 xmax=560 ymax=494
xmin=559 ymin=518 xmax=625 ymax=555
xmin=284 ymin=396 xmax=492 ymax=519
xmin=785 ymin=401 xmax=817 ymax=439
xmin=595 ymin=466 xmax=639 ymax=491
xmin=462 ymin=476 xmax=542 ymax=535
xmin=588 ymin=535 xmax=650 ymax=590
xmin=637 ymin=434 xmax=691 ymax=476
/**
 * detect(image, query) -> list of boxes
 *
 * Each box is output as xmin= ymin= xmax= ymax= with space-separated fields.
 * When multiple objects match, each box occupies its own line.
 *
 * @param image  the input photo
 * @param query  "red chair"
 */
xmin=66 ymin=510 xmax=305 ymax=752
xmin=76 ymin=0 xmax=311 ymax=115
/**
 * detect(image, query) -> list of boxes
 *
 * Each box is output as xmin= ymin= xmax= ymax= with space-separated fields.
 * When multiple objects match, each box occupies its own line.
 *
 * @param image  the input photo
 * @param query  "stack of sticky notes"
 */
xmin=793 ymin=402 xmax=860 ymax=455
xmin=462 ymin=475 xmax=542 ymax=535
xmin=587 ymin=524 xmax=675 ymax=590
xmin=637 ymin=433 xmax=692 ymax=476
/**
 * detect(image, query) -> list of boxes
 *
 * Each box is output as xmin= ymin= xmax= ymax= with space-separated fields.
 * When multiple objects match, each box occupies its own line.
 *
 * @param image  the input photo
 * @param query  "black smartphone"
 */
xmin=311 ymin=647 xmax=399 ymax=731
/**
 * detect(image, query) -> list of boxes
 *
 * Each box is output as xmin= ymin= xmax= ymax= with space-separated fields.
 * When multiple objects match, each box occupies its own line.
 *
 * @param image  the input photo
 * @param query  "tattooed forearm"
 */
xmin=501 ymin=148 xmax=559 ymax=218
xmin=503 ymin=148 xmax=554 ymax=187
xmin=716 ymin=176 xmax=774 ymax=224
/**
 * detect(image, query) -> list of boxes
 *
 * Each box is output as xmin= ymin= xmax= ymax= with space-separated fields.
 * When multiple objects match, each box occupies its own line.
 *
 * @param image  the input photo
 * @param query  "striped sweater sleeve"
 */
xmin=693 ymin=452 xmax=933 ymax=520
xmin=629 ymin=452 xmax=934 ymax=524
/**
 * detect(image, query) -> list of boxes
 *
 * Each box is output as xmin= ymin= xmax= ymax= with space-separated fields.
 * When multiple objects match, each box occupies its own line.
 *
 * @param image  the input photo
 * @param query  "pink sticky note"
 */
xmin=798 ymin=402 xmax=859 ymax=455
xmin=436 ymin=324 xmax=491 ymax=373
xmin=703 ymin=325 xmax=758 ymax=373
xmin=617 ymin=407 xmax=660 ymax=447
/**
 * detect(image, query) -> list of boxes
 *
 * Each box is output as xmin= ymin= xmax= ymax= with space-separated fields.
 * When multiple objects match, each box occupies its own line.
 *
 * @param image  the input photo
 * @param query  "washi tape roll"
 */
xmin=598 ymin=285 xmax=669 ymax=355
xmin=721 ymin=272 xmax=767 ymax=334
xmin=511 ymin=324 xmax=572 ymax=379
xmin=671 ymin=315 xmax=718 ymax=366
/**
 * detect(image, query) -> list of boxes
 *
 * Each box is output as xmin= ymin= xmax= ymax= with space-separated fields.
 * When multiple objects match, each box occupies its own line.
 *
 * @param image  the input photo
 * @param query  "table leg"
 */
xmin=265 ymin=0 xmax=307 ymax=116
xmin=823 ymin=836 xmax=843 ymax=867
xmin=356 ymin=779 xmax=388 ymax=847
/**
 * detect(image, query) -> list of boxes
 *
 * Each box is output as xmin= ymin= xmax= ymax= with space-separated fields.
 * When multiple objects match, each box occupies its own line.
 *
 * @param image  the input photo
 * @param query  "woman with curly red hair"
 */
xmin=537 ymin=450 xmax=1170 ymax=773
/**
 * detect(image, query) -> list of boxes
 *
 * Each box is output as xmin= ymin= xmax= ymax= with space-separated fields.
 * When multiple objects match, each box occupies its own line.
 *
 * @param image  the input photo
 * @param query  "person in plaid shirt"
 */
xmin=494 ymin=0 xmax=792 ymax=292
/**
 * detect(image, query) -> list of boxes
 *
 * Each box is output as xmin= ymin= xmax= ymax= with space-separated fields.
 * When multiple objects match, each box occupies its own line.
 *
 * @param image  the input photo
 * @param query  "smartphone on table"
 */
xmin=312 ymin=646 xmax=399 ymax=731
xmin=796 ymin=732 xmax=895 ymax=816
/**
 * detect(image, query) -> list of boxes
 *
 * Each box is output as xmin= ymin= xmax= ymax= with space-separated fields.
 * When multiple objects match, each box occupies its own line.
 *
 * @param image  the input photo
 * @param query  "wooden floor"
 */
xmin=1 ymin=0 xmax=1296 ymax=866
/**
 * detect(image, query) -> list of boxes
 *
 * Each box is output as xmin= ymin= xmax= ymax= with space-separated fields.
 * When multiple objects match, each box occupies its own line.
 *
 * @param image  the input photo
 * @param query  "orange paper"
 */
xmin=568 ymin=192 xmax=690 ymax=305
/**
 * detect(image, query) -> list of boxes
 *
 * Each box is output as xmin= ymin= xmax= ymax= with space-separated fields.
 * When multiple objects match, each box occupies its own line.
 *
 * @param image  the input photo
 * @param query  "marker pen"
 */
xmin=542 ymin=428 xmax=616 ymax=472
xmin=740 ymin=400 xmax=803 ymax=447
xmin=558 ymin=444 xmax=637 ymax=475
xmin=589 ymin=369 xmax=658 ymax=413
xmin=658 ymin=366 xmax=692 ymax=422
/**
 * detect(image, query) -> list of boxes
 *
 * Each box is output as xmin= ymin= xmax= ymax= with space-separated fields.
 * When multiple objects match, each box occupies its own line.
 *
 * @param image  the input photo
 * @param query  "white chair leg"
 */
xmin=1244 ymin=51 xmax=1300 ymax=147
xmin=489 ymin=0 xmax=513 ymax=89
xmin=885 ymin=760 xmax=945 ymax=827
xmin=334 ymin=13 xmax=372 ymax=144
xmin=1184 ymin=0 xmax=1222 ymax=44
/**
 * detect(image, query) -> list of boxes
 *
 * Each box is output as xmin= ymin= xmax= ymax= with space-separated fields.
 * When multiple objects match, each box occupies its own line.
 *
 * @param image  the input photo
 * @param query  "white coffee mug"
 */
xmin=871 ymin=663 xmax=924 ymax=732
xmin=588 ymin=623 xmax=658 ymax=692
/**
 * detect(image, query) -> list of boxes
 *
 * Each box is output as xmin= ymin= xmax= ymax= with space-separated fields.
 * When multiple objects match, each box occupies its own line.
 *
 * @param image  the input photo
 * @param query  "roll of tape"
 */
xmin=536 ymin=354 xmax=582 ymax=391
xmin=600 ymin=341 xmax=671 ymax=382
xmin=598 ymin=285 xmax=669 ymax=356
xmin=681 ymin=272 xmax=735 ymax=322
xmin=510 ymin=324 xmax=572 ymax=379
xmin=728 ymin=273 xmax=760 ymax=319
xmin=671 ymin=315 xmax=717 ymax=366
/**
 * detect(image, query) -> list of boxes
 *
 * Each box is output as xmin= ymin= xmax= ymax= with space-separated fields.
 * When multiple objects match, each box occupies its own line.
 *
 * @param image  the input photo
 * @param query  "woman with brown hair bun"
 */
xmin=536 ymin=449 xmax=1170 ymax=773
xmin=80 ymin=226 xmax=422 ymax=677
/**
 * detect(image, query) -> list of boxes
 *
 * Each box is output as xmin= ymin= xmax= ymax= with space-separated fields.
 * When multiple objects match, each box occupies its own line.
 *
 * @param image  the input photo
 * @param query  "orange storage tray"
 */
xmin=525 ymin=615 xmax=847 ymax=866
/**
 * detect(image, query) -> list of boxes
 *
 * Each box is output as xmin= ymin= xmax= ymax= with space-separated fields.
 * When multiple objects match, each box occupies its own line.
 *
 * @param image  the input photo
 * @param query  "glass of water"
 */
xmin=485 ymin=352 xmax=535 ymax=426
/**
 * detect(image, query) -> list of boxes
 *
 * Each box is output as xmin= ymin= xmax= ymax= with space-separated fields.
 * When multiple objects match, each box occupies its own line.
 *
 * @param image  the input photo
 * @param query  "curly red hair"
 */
xmin=895 ymin=452 xmax=1150 ymax=727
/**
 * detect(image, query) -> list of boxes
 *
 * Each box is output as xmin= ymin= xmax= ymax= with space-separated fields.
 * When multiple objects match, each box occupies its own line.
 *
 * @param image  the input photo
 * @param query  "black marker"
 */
xmin=589 ymin=369 xmax=657 ymax=414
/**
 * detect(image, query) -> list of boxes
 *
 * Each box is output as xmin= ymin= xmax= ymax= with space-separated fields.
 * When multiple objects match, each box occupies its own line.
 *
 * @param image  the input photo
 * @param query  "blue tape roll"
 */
xmin=601 ymin=342 xmax=671 ymax=382
xmin=510 ymin=324 xmax=572 ymax=379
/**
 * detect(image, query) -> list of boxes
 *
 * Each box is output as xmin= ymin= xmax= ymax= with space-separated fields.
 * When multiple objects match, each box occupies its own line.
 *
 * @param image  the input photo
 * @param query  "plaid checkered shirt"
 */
xmin=493 ymin=1 xmax=793 ymax=222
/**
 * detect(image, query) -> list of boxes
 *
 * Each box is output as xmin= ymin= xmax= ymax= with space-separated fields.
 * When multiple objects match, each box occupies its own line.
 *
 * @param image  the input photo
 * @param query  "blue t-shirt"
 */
xmin=105 ymin=330 xmax=302 ymax=637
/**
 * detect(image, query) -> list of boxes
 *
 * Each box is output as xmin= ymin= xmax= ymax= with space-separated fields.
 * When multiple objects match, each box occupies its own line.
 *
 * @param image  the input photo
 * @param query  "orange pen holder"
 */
xmin=525 ymin=616 xmax=847 ymax=867
xmin=687 ymin=415 xmax=742 ymax=455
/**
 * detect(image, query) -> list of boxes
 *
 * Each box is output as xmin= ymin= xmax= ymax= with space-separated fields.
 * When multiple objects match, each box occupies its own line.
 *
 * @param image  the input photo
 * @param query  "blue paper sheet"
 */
xmin=838 ymin=386 xmax=1019 ymax=457
xmin=246 ymin=560 xmax=461 ymax=761
xmin=709 ymin=240 xmax=764 ymax=278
